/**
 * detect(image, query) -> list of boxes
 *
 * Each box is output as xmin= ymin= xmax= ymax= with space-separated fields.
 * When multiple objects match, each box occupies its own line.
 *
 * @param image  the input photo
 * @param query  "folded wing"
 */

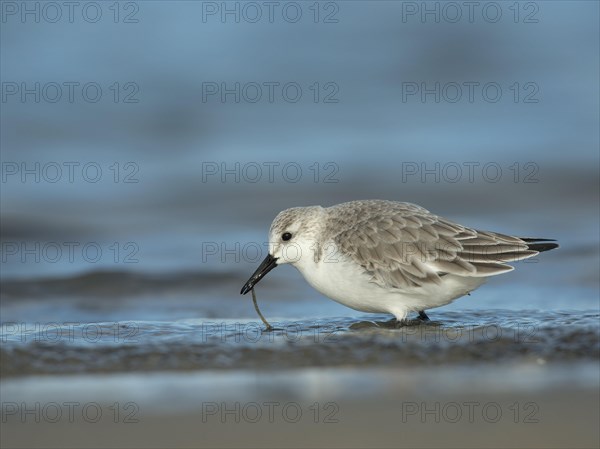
xmin=330 ymin=201 xmax=556 ymax=290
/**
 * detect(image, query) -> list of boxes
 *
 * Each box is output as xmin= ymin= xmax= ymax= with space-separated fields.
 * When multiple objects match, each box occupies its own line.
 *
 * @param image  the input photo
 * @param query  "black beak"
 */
xmin=240 ymin=254 xmax=278 ymax=295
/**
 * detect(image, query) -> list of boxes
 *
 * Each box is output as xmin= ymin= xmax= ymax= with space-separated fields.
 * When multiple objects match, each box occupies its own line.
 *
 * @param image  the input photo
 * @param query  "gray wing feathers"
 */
xmin=329 ymin=201 xmax=539 ymax=290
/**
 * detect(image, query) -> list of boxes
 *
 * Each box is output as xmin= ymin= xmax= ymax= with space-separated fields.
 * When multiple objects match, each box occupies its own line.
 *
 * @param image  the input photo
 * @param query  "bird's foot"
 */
xmin=392 ymin=311 xmax=438 ymax=328
xmin=418 ymin=310 xmax=430 ymax=321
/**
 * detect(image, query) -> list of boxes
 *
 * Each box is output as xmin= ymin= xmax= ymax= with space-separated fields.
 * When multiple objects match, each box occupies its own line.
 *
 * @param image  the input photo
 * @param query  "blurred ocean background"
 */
xmin=1 ymin=1 xmax=599 ymax=448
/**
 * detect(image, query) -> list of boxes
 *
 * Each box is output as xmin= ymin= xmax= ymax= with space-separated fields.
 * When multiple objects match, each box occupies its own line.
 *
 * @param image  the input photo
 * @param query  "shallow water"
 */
xmin=2 ymin=291 xmax=599 ymax=378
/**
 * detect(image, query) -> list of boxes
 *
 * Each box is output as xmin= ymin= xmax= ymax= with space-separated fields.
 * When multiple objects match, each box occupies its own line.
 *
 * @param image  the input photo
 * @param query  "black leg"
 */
xmin=418 ymin=310 xmax=430 ymax=321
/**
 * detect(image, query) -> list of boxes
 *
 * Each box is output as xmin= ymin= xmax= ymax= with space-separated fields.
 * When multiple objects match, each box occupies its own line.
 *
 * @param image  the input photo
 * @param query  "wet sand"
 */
xmin=1 ymin=311 xmax=599 ymax=377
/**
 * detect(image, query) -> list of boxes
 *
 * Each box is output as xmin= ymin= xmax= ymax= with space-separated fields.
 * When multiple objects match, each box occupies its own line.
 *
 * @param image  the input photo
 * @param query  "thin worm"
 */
xmin=251 ymin=287 xmax=273 ymax=331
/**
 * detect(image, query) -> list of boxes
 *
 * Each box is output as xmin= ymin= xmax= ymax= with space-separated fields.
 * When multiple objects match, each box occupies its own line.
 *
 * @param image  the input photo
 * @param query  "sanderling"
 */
xmin=240 ymin=200 xmax=558 ymax=321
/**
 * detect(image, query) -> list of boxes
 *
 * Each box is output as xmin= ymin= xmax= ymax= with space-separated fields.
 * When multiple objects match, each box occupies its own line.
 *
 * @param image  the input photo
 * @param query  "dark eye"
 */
xmin=282 ymin=232 xmax=292 ymax=241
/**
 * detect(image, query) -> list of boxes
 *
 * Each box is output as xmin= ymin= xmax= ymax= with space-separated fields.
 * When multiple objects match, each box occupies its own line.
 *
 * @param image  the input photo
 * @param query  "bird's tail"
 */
xmin=520 ymin=238 xmax=559 ymax=253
